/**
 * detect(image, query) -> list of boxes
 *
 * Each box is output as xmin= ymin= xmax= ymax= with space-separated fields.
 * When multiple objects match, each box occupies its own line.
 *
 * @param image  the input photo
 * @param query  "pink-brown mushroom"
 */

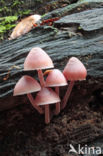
xmin=24 ymin=47 xmax=54 ymax=117
xmin=62 ymin=57 xmax=87 ymax=109
xmin=44 ymin=69 xmax=67 ymax=115
xmin=24 ymin=47 xmax=54 ymax=87
xmin=34 ymin=87 xmax=60 ymax=124
xmin=13 ymin=75 xmax=43 ymax=114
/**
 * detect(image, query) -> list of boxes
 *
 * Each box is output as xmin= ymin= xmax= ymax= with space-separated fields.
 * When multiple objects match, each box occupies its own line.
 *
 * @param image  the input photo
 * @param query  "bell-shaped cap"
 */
xmin=34 ymin=88 xmax=60 ymax=106
xmin=45 ymin=69 xmax=67 ymax=87
xmin=24 ymin=47 xmax=54 ymax=70
xmin=63 ymin=57 xmax=87 ymax=81
xmin=13 ymin=75 xmax=41 ymax=96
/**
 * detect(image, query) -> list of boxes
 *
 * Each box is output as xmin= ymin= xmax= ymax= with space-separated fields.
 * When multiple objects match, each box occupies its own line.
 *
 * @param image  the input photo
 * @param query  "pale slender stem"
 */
xmin=38 ymin=69 xmax=45 ymax=87
xmin=38 ymin=69 xmax=50 ymax=124
xmin=45 ymin=105 xmax=50 ymax=124
xmin=55 ymin=87 xmax=60 ymax=115
xmin=38 ymin=69 xmax=51 ymax=123
xmin=62 ymin=81 xmax=74 ymax=109
xmin=27 ymin=93 xmax=44 ymax=114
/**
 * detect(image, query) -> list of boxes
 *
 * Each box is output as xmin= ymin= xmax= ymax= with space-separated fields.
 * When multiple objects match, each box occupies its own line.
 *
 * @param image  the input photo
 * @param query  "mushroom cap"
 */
xmin=45 ymin=69 xmax=67 ymax=87
xmin=31 ymin=14 xmax=41 ymax=23
xmin=34 ymin=88 xmax=60 ymax=106
xmin=63 ymin=57 xmax=87 ymax=81
xmin=24 ymin=47 xmax=54 ymax=70
xmin=13 ymin=75 xmax=41 ymax=96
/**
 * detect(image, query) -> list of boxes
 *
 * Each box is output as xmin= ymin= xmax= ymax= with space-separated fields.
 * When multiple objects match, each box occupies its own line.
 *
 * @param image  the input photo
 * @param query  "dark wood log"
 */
xmin=0 ymin=6 xmax=103 ymax=111
xmin=44 ymin=0 xmax=103 ymax=19
xmin=55 ymin=8 xmax=103 ymax=31
xmin=0 ymin=2 xmax=103 ymax=155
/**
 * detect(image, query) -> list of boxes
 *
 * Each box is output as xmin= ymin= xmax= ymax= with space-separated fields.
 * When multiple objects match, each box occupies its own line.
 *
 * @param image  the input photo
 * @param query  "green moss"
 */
xmin=0 ymin=24 xmax=16 ymax=32
xmin=0 ymin=16 xmax=18 ymax=40
xmin=0 ymin=0 xmax=32 ymax=41
xmin=0 ymin=25 xmax=6 ymax=33
xmin=41 ymin=13 xmax=47 ymax=18
xmin=5 ymin=24 xmax=16 ymax=30
xmin=12 ymin=0 xmax=24 ymax=8
xmin=0 ymin=0 xmax=5 ymax=5
xmin=4 ymin=16 xmax=18 ymax=23
xmin=78 ymin=26 xmax=82 ymax=30
xmin=0 ymin=6 xmax=10 ymax=14
xmin=0 ymin=16 xmax=18 ymax=26
xmin=18 ymin=10 xmax=31 ymax=16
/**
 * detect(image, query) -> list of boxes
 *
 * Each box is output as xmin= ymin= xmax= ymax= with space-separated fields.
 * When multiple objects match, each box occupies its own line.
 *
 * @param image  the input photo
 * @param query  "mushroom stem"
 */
xmin=38 ymin=70 xmax=51 ymax=124
xmin=38 ymin=69 xmax=45 ymax=87
xmin=54 ymin=87 xmax=60 ymax=115
xmin=27 ymin=93 xmax=44 ymax=114
xmin=62 ymin=81 xmax=74 ymax=109
xmin=45 ymin=104 xmax=50 ymax=124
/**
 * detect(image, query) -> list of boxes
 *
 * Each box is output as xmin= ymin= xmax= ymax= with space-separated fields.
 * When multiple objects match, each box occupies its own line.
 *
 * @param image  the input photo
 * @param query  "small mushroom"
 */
xmin=13 ymin=75 xmax=43 ymax=114
xmin=24 ymin=47 xmax=54 ymax=118
xmin=24 ymin=47 xmax=54 ymax=87
xmin=44 ymin=69 xmax=67 ymax=115
xmin=9 ymin=14 xmax=41 ymax=40
xmin=62 ymin=57 xmax=87 ymax=109
xmin=34 ymin=87 xmax=60 ymax=124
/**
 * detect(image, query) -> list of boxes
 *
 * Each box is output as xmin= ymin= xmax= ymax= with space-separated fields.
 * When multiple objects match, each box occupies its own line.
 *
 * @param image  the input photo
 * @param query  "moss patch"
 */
xmin=0 ymin=0 xmax=32 ymax=41
xmin=0 ymin=16 xmax=18 ymax=40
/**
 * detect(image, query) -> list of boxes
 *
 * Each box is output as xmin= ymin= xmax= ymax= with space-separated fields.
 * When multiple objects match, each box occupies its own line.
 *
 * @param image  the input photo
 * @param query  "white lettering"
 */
xmin=78 ymin=144 xmax=84 ymax=154
xmin=96 ymin=147 xmax=101 ymax=155
xmin=69 ymin=144 xmax=102 ymax=155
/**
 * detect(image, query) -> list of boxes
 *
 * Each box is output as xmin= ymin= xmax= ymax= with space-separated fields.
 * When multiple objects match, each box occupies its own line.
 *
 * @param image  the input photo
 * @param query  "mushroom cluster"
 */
xmin=13 ymin=47 xmax=87 ymax=124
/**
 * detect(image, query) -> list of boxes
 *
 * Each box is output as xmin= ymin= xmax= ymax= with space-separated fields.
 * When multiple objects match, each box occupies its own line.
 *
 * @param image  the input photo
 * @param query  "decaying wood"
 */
xmin=0 ymin=1 xmax=103 ymax=155
xmin=0 ymin=5 xmax=103 ymax=111
xmin=55 ymin=8 xmax=103 ymax=31
xmin=44 ymin=0 xmax=103 ymax=19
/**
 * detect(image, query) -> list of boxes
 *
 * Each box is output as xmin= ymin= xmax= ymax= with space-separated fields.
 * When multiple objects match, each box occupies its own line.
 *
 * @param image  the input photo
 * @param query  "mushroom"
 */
xmin=24 ymin=47 xmax=54 ymax=87
xmin=9 ymin=14 xmax=41 ymax=40
xmin=34 ymin=87 xmax=60 ymax=124
xmin=44 ymin=69 xmax=67 ymax=115
xmin=62 ymin=57 xmax=87 ymax=109
xmin=13 ymin=75 xmax=43 ymax=114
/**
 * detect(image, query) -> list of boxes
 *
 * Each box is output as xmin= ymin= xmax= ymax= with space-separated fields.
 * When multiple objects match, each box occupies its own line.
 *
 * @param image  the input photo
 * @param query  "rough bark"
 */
xmin=0 ymin=6 xmax=103 ymax=110
xmin=0 ymin=1 xmax=103 ymax=155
